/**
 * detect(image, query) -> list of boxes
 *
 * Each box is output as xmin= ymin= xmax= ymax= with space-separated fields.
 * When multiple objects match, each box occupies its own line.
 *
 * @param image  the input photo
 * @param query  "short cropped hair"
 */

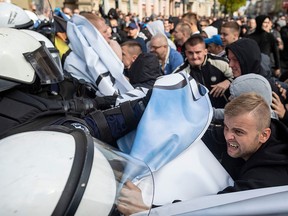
xmin=224 ymin=92 xmax=271 ymax=130
xmin=221 ymin=21 xmax=241 ymax=36
xmin=176 ymin=22 xmax=192 ymax=36
xmin=185 ymin=34 xmax=205 ymax=47
xmin=121 ymin=40 xmax=142 ymax=56
xmin=150 ymin=33 xmax=168 ymax=46
xmin=182 ymin=12 xmax=198 ymax=26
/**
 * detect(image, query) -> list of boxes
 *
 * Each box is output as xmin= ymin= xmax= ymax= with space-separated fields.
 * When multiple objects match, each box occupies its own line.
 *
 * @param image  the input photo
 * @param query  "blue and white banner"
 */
xmin=124 ymin=72 xmax=213 ymax=171
xmin=64 ymin=15 xmax=133 ymax=96
xmin=118 ymin=72 xmax=233 ymax=205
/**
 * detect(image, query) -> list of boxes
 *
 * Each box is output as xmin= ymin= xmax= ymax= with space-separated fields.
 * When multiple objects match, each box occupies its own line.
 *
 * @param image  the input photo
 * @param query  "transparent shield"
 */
xmin=93 ymin=138 xmax=154 ymax=216
xmin=33 ymin=0 xmax=55 ymax=43
xmin=33 ymin=0 xmax=53 ymax=22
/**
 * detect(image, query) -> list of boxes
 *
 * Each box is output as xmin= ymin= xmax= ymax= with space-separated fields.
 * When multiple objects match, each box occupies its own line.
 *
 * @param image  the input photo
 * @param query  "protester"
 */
xmin=146 ymin=19 xmax=176 ymax=50
xmin=203 ymin=38 xmax=287 ymax=160
xmin=219 ymin=92 xmax=288 ymax=191
xmin=174 ymin=34 xmax=233 ymax=108
xmin=220 ymin=21 xmax=240 ymax=47
xmin=204 ymin=34 xmax=226 ymax=58
xmin=203 ymin=73 xmax=278 ymax=160
xmin=125 ymin=22 xmax=147 ymax=52
xmin=226 ymin=38 xmax=264 ymax=78
xmin=172 ymin=22 xmax=192 ymax=58
xmin=121 ymin=40 xmax=162 ymax=88
xmin=201 ymin=25 xmax=218 ymax=38
xmin=247 ymin=15 xmax=281 ymax=78
xmin=149 ymin=33 xmax=183 ymax=75
xmin=163 ymin=18 xmax=172 ymax=38
xmin=81 ymin=12 xmax=123 ymax=60
xmin=109 ymin=18 xmax=128 ymax=44
xmin=246 ymin=17 xmax=257 ymax=35
xmin=199 ymin=18 xmax=210 ymax=30
xmin=226 ymin=37 xmax=286 ymax=94
xmin=117 ymin=92 xmax=288 ymax=215
xmin=181 ymin=12 xmax=200 ymax=34
xmin=62 ymin=7 xmax=73 ymax=19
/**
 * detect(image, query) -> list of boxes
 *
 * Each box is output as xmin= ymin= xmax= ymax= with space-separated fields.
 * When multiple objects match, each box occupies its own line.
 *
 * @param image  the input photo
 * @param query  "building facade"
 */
xmin=246 ymin=0 xmax=287 ymax=17
xmin=9 ymin=0 xmax=216 ymax=20
xmin=64 ymin=0 xmax=216 ymax=18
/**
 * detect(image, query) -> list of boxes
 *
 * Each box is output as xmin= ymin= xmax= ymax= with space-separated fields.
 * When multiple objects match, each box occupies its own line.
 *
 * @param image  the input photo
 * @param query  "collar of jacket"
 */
xmin=188 ymin=54 xmax=208 ymax=70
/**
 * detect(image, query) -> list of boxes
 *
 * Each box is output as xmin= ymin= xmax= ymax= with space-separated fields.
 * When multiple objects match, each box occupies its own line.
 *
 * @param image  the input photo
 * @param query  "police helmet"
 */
xmin=21 ymin=29 xmax=63 ymax=72
xmin=0 ymin=128 xmax=154 ymax=215
xmin=0 ymin=2 xmax=34 ymax=29
xmin=0 ymin=28 xmax=63 ymax=91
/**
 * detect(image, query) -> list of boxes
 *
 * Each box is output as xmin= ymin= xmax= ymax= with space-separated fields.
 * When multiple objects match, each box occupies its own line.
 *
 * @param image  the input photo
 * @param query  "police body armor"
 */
xmin=0 ymin=88 xmax=144 ymax=146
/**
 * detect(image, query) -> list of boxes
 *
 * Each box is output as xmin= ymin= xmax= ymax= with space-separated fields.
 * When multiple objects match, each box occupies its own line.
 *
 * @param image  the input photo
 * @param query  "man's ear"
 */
xmin=132 ymin=54 xmax=138 ymax=62
xmin=259 ymin=128 xmax=271 ymax=143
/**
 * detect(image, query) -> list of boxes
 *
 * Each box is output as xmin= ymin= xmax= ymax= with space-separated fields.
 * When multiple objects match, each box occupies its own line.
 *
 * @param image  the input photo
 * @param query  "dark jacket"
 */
xmin=125 ymin=52 xmax=162 ymax=89
xmin=219 ymin=119 xmax=288 ymax=193
xmin=226 ymin=38 xmax=284 ymax=101
xmin=174 ymin=54 xmax=233 ymax=108
xmin=226 ymin=38 xmax=268 ymax=77
xmin=246 ymin=15 xmax=280 ymax=70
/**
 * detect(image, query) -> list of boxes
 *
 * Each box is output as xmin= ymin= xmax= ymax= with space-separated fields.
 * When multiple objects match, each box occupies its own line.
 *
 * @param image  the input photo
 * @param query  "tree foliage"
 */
xmin=218 ymin=0 xmax=247 ymax=16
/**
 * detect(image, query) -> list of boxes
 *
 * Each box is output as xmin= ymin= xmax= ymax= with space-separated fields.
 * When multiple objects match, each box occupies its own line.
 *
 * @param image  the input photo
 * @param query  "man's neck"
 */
xmin=191 ymin=26 xmax=199 ymax=34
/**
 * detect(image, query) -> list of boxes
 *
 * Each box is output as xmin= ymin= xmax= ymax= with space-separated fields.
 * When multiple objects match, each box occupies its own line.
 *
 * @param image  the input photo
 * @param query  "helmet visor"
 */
xmin=48 ymin=47 xmax=63 ymax=72
xmin=23 ymin=42 xmax=63 ymax=84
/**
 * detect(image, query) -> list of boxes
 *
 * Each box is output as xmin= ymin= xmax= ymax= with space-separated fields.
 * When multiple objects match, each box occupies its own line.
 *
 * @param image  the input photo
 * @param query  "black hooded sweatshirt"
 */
xmin=219 ymin=119 xmax=288 ymax=193
xmin=226 ymin=38 xmax=282 ymax=98
xmin=246 ymin=15 xmax=280 ymax=70
xmin=125 ymin=52 xmax=163 ymax=89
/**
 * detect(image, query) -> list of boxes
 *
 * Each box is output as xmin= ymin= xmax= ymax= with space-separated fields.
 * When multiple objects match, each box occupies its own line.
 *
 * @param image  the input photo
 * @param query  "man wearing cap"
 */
xmin=205 ymin=34 xmax=226 ymax=59
xmin=126 ymin=22 xmax=147 ymax=52
xmin=201 ymin=26 xmax=218 ymax=39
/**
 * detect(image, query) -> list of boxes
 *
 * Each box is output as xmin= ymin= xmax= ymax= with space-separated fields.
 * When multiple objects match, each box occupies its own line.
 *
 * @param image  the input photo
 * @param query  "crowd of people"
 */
xmin=1 ymin=1 xmax=288 ymax=215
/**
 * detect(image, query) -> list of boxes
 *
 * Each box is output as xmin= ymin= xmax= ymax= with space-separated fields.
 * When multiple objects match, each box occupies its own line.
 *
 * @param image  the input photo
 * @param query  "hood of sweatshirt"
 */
xmin=226 ymin=38 xmax=264 ymax=76
xmin=229 ymin=73 xmax=272 ymax=105
xmin=255 ymin=14 xmax=270 ymax=33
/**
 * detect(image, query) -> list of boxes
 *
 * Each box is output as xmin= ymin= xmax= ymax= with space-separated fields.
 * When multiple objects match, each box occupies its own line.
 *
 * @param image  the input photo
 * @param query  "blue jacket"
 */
xmin=164 ymin=47 xmax=184 ymax=75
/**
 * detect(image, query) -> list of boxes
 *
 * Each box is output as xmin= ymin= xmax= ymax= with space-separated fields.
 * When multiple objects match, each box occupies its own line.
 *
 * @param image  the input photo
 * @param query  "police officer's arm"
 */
xmin=84 ymin=90 xmax=152 ymax=147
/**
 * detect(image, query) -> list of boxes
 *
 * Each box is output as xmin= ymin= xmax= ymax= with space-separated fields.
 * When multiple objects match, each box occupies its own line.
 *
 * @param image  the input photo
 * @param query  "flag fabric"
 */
xmin=64 ymin=14 xmax=133 ymax=96
xmin=119 ymin=71 xmax=213 ymax=173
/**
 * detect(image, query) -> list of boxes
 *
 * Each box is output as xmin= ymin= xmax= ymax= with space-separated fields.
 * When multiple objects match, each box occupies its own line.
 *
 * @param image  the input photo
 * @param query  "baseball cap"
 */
xmin=128 ymin=22 xmax=138 ymax=29
xmin=204 ymin=34 xmax=223 ymax=46
xmin=144 ymin=17 xmax=151 ymax=23
xmin=202 ymin=26 xmax=218 ymax=38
